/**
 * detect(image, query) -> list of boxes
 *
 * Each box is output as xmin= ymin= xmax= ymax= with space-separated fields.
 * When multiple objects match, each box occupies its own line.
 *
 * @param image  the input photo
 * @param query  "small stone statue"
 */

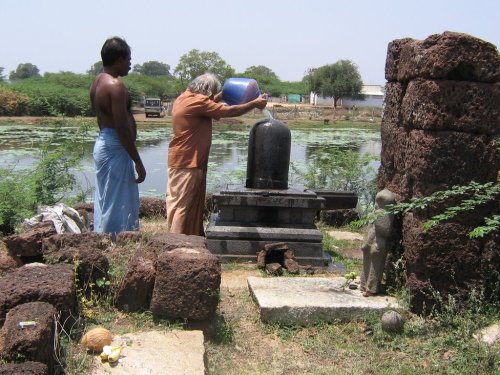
xmin=360 ymin=189 xmax=399 ymax=297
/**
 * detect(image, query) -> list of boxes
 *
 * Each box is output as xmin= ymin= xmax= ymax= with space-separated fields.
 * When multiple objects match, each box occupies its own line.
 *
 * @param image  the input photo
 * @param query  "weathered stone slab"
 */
xmin=115 ymin=248 xmax=157 ymax=312
xmin=382 ymin=82 xmax=405 ymax=125
xmin=150 ymin=248 xmax=221 ymax=320
xmin=385 ymin=38 xmax=415 ymax=81
xmin=115 ymin=231 xmax=142 ymax=244
xmin=402 ymin=213 xmax=498 ymax=314
xmin=0 ymin=361 xmax=48 ymax=375
xmin=45 ymin=246 xmax=109 ymax=294
xmin=0 ymin=302 xmax=56 ymax=370
xmin=42 ymin=233 xmax=110 ymax=296
xmin=214 ymin=185 xmax=324 ymax=227
xmin=0 ymin=245 xmax=22 ymax=276
xmin=378 ymin=121 xmax=411 ymax=199
xmin=404 ymin=130 xmax=498 ymax=196
xmin=217 ymin=206 xmax=318 ymax=226
xmin=0 ymin=263 xmax=76 ymax=324
xmin=146 ymin=233 xmax=206 ymax=254
xmin=207 ymin=239 xmax=325 ymax=264
xmin=396 ymin=31 xmax=500 ymax=82
xmin=206 ymin=223 xmax=323 ymax=241
xmin=248 ymin=276 xmax=400 ymax=325
xmin=4 ymin=222 xmax=56 ymax=258
xmin=207 ymin=221 xmax=327 ymax=266
xmin=215 ymin=193 xmax=324 ymax=209
xmin=41 ymin=232 xmax=111 ymax=252
xmin=139 ymin=197 xmax=166 ymax=218
xmin=89 ymin=330 xmax=204 ymax=375
xmin=402 ymin=79 xmax=500 ymax=134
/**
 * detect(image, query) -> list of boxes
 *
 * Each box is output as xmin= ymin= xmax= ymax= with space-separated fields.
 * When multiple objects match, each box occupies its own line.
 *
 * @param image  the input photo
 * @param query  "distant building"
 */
xmin=310 ymin=84 xmax=385 ymax=108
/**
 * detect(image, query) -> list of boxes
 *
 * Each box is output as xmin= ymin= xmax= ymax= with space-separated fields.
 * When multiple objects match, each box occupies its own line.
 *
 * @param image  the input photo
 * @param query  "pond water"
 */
xmin=0 ymin=122 xmax=381 ymax=199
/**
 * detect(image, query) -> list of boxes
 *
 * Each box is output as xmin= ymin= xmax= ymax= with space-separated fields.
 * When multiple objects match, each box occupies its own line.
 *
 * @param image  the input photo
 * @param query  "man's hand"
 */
xmin=135 ymin=160 xmax=146 ymax=183
xmin=253 ymin=94 xmax=268 ymax=110
xmin=213 ymin=91 xmax=222 ymax=103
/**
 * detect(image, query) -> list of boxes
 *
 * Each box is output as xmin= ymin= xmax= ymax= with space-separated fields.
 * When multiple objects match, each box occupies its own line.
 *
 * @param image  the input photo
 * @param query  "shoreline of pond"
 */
xmin=0 ymin=115 xmax=381 ymax=131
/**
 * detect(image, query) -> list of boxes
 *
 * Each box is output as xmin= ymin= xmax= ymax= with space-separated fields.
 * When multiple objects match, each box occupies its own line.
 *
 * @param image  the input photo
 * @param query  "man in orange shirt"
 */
xmin=167 ymin=73 xmax=267 ymax=235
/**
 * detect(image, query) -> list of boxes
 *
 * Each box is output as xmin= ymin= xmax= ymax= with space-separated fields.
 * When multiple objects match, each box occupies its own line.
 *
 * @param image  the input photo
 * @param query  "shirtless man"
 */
xmin=90 ymin=37 xmax=146 ymax=239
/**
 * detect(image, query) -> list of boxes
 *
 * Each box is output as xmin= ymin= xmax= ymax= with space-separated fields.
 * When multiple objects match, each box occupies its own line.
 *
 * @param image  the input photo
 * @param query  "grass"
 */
xmin=203 ymin=224 xmax=499 ymax=375
xmin=206 ymin=277 xmax=499 ymax=374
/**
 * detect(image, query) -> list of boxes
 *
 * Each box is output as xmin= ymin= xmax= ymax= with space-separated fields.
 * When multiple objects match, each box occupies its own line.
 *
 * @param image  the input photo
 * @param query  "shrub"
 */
xmin=293 ymin=149 xmax=378 ymax=215
xmin=11 ymin=76 xmax=92 ymax=116
xmin=0 ymin=123 xmax=87 ymax=234
xmin=0 ymin=86 xmax=29 ymax=115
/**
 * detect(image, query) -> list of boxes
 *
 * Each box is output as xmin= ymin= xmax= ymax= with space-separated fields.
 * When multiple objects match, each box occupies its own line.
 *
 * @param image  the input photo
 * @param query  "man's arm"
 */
xmin=219 ymin=94 xmax=268 ymax=118
xmin=109 ymin=82 xmax=146 ymax=183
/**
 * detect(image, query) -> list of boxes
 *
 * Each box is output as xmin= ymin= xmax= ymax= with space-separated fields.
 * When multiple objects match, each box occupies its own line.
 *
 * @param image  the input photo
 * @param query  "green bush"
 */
xmin=293 ymin=149 xmax=378 ymax=215
xmin=0 ymin=123 xmax=87 ymax=234
xmin=2 ymin=70 xmax=311 ymax=116
xmin=11 ymin=76 xmax=92 ymax=116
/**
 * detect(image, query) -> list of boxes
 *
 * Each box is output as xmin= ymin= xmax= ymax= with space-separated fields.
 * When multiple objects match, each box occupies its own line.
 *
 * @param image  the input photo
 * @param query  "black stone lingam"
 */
xmin=246 ymin=118 xmax=291 ymax=189
xmin=206 ymin=117 xmax=328 ymax=266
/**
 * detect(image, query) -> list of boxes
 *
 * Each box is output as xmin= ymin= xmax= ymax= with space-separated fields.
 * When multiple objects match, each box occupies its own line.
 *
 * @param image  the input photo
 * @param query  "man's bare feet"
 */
xmin=362 ymin=291 xmax=375 ymax=297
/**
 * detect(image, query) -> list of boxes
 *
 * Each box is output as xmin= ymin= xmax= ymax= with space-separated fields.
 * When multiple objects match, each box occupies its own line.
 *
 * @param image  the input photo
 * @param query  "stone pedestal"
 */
xmin=206 ymin=185 xmax=328 ymax=266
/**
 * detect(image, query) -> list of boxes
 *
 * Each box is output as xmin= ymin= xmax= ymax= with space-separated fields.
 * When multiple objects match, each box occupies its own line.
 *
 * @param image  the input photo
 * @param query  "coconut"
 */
xmin=81 ymin=327 xmax=113 ymax=351
xmin=381 ymin=310 xmax=405 ymax=333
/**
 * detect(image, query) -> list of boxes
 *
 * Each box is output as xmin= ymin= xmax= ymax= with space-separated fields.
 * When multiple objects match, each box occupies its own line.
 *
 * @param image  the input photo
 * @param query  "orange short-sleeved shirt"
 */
xmin=168 ymin=90 xmax=230 ymax=169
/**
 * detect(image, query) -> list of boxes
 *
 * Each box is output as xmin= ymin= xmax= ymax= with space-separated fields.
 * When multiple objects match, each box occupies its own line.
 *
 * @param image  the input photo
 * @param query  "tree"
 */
xmin=0 ymin=67 xmax=4 ymax=82
xmin=87 ymin=61 xmax=103 ymax=76
xmin=174 ymin=49 xmax=235 ymax=85
xmin=139 ymin=61 xmax=171 ymax=76
xmin=132 ymin=64 xmax=143 ymax=74
xmin=306 ymin=60 xmax=363 ymax=107
xmin=9 ymin=63 xmax=41 ymax=81
xmin=243 ymin=65 xmax=278 ymax=80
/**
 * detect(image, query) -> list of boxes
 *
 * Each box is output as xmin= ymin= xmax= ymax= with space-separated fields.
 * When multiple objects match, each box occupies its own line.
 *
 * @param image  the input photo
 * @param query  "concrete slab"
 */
xmin=248 ymin=276 xmax=401 ymax=325
xmin=89 ymin=330 xmax=205 ymax=375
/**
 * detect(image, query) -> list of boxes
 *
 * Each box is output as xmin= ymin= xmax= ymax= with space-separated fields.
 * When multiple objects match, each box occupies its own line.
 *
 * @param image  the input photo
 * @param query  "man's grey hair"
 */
xmin=188 ymin=73 xmax=221 ymax=97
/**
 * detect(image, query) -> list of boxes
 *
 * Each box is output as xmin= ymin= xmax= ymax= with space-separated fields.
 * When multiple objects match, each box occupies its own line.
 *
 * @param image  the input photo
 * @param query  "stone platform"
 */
xmin=206 ymin=185 xmax=328 ymax=266
xmin=90 ymin=330 xmax=205 ymax=375
xmin=248 ymin=276 xmax=401 ymax=325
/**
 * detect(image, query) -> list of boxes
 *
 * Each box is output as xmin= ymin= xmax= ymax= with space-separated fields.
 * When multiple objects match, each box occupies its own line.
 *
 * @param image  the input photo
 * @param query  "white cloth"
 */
xmin=24 ymin=203 xmax=87 ymax=234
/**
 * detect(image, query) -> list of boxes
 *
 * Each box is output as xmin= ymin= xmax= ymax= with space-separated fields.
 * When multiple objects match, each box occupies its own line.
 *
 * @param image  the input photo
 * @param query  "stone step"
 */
xmin=207 ymin=239 xmax=327 ymax=266
xmin=206 ymin=223 xmax=323 ymax=241
xmin=248 ymin=276 xmax=401 ymax=325
xmin=89 ymin=330 xmax=205 ymax=375
xmin=212 ymin=253 xmax=330 ymax=267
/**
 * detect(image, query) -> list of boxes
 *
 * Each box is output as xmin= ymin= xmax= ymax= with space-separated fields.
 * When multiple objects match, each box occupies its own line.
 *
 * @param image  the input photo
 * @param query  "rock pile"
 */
xmin=379 ymin=31 xmax=500 ymax=313
xmin=0 ymin=199 xmax=221 ymax=373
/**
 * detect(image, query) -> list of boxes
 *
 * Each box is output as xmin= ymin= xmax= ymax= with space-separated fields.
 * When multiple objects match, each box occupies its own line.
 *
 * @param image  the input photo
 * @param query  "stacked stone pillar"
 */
xmin=379 ymin=31 xmax=499 ymax=313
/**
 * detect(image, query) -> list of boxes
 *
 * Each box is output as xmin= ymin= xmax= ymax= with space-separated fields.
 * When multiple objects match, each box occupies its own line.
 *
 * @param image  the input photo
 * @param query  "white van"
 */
xmin=144 ymin=98 xmax=165 ymax=118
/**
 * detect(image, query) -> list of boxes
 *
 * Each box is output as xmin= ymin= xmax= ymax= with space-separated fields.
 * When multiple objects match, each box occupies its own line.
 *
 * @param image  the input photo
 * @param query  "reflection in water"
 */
xmin=0 ymin=124 xmax=380 ymax=198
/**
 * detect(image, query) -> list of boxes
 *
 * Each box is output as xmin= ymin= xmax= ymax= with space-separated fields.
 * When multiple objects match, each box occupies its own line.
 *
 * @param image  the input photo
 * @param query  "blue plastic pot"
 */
xmin=221 ymin=78 xmax=261 ymax=105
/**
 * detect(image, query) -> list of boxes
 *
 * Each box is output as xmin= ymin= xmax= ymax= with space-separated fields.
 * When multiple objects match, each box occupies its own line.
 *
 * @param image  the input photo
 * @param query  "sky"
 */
xmin=1 ymin=0 xmax=498 ymax=84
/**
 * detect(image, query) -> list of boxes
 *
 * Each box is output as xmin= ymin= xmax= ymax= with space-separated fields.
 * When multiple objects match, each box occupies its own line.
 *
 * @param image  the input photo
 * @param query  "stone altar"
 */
xmin=206 ymin=118 xmax=329 ymax=266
